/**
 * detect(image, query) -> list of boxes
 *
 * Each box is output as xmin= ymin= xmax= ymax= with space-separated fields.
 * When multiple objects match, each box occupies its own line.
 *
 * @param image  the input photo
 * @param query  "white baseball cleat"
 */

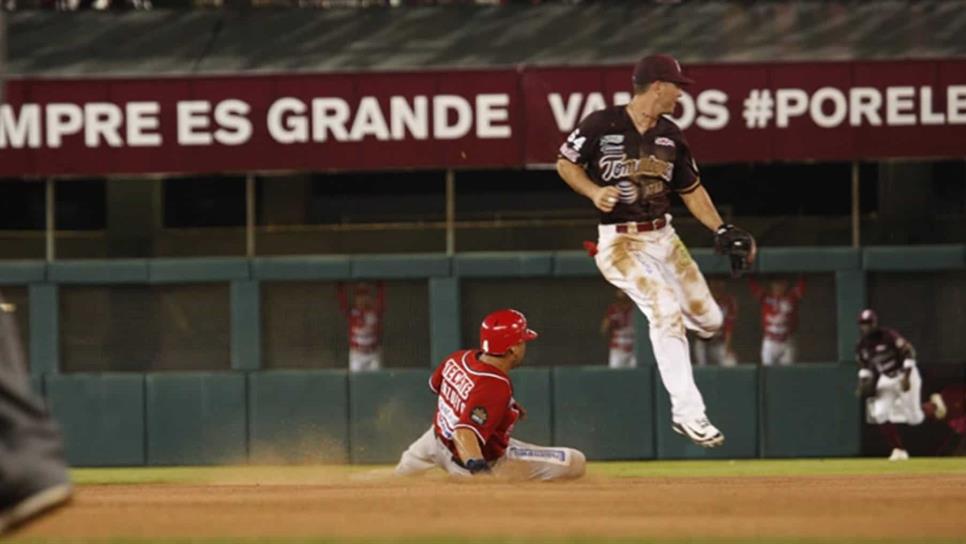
xmin=930 ymin=393 xmax=947 ymax=420
xmin=672 ymin=417 xmax=725 ymax=448
xmin=888 ymin=448 xmax=910 ymax=461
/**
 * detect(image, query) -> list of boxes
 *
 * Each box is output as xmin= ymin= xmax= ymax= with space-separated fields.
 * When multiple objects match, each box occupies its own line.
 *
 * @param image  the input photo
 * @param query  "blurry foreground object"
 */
xmin=0 ymin=291 xmax=72 ymax=534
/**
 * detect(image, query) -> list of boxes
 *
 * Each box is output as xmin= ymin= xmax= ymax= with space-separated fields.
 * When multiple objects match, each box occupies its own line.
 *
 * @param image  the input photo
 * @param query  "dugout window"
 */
xmin=700 ymin=273 xmax=838 ymax=366
xmin=261 ymin=280 xmax=430 ymax=369
xmin=867 ymin=271 xmax=966 ymax=364
xmin=460 ymin=278 xmax=616 ymax=367
xmin=59 ymin=284 xmax=231 ymax=372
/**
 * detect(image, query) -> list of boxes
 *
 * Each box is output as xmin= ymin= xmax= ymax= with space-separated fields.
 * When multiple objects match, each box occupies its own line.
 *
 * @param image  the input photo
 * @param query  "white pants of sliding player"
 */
xmin=349 ymin=348 xmax=382 ymax=372
xmin=594 ymin=217 xmax=722 ymax=425
xmin=761 ymin=337 xmax=795 ymax=366
xmin=394 ymin=427 xmax=585 ymax=481
xmin=866 ymin=367 xmax=925 ymax=425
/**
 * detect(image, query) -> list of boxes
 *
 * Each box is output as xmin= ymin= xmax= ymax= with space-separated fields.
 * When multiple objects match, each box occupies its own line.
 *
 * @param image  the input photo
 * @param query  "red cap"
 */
xmin=632 ymin=54 xmax=694 ymax=87
xmin=480 ymin=309 xmax=538 ymax=355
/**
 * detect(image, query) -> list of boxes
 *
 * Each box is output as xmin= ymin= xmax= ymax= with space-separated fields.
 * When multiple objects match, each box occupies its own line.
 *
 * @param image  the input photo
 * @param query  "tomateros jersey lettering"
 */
xmin=428 ymin=350 xmax=520 ymax=462
xmin=558 ymin=106 xmax=701 ymax=224
xmin=856 ymin=328 xmax=915 ymax=376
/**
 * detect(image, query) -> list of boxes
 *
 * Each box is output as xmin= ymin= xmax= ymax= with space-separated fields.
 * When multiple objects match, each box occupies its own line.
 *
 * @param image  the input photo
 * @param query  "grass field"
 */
xmin=12 ymin=458 xmax=966 ymax=544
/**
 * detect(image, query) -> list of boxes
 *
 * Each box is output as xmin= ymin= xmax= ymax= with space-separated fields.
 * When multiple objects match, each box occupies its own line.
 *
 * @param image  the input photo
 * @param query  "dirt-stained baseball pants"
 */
xmin=395 ymin=427 xmax=586 ymax=481
xmin=867 ymin=367 xmax=925 ymax=425
xmin=594 ymin=216 xmax=722 ymax=425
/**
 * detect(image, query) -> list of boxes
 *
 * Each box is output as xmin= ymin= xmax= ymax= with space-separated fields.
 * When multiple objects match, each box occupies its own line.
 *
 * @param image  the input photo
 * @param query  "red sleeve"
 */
xmin=749 ymin=278 xmax=764 ymax=300
xmin=337 ymin=283 xmax=349 ymax=316
xmin=454 ymin=380 xmax=510 ymax=445
xmin=791 ymin=277 xmax=806 ymax=300
xmin=375 ymin=281 xmax=386 ymax=315
xmin=722 ymin=296 xmax=738 ymax=332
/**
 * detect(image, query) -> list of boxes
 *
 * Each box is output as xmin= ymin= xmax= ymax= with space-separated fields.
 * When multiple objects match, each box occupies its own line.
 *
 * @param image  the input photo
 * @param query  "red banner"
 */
xmin=2 ymin=59 xmax=965 ymax=177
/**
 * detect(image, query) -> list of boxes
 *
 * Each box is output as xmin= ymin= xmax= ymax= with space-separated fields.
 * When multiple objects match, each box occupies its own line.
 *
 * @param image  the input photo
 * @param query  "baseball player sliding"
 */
xmin=854 ymin=309 xmax=924 ymax=461
xmin=395 ymin=309 xmax=586 ymax=480
xmin=556 ymin=53 xmax=756 ymax=448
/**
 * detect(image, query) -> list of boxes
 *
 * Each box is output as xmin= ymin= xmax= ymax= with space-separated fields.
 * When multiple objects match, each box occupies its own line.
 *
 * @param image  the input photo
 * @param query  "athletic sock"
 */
xmin=879 ymin=422 xmax=904 ymax=450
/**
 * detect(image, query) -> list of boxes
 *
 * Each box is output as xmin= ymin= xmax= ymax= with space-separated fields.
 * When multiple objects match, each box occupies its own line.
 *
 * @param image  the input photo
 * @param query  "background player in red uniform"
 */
xmin=749 ymin=276 xmax=805 ymax=366
xmin=395 ymin=309 xmax=586 ymax=480
xmin=855 ymin=309 xmax=924 ymax=461
xmin=337 ymin=282 xmax=384 ymax=372
xmin=600 ymin=289 xmax=636 ymax=368
xmin=693 ymin=279 xmax=738 ymax=367
xmin=922 ymin=384 xmax=966 ymax=454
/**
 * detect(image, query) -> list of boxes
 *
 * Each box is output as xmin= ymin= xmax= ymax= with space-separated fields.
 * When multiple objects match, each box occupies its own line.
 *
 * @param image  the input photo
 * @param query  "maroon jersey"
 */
xmin=429 ymin=350 xmax=522 ymax=463
xmin=855 ymin=327 xmax=916 ymax=377
xmin=558 ymin=106 xmax=701 ymax=224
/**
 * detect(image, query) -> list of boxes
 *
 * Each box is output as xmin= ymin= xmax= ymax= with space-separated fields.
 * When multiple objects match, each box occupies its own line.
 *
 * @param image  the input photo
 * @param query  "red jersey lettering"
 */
xmin=429 ymin=350 xmax=520 ymax=462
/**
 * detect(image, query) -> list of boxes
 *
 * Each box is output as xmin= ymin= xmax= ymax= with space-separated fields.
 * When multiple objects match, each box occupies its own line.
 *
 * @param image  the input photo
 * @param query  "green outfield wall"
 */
xmin=4 ymin=244 xmax=963 ymax=465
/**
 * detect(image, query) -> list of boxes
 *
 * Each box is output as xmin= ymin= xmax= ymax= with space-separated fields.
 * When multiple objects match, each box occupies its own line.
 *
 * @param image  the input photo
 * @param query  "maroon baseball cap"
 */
xmin=632 ymin=54 xmax=694 ymax=86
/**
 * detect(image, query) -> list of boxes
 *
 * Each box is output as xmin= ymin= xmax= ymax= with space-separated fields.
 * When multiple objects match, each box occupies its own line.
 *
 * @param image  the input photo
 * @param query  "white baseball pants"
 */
xmin=866 ymin=367 xmax=925 ymax=425
xmin=395 ymin=427 xmax=586 ymax=481
xmin=693 ymin=337 xmax=736 ymax=367
xmin=349 ymin=348 xmax=382 ymax=372
xmin=594 ymin=218 xmax=722 ymax=424
xmin=608 ymin=349 xmax=637 ymax=369
xmin=761 ymin=338 xmax=795 ymax=366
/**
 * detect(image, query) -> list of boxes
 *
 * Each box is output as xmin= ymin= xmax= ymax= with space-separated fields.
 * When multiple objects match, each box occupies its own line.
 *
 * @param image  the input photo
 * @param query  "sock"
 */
xmin=879 ymin=422 xmax=904 ymax=450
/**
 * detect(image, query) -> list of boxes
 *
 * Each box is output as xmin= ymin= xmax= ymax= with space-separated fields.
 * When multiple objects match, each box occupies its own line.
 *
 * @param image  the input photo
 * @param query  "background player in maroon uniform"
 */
xmin=395 ymin=309 xmax=585 ymax=480
xmin=750 ymin=276 xmax=805 ymax=365
xmin=600 ymin=289 xmax=636 ymax=368
xmin=337 ymin=282 xmax=385 ymax=372
xmin=855 ymin=309 xmax=924 ymax=461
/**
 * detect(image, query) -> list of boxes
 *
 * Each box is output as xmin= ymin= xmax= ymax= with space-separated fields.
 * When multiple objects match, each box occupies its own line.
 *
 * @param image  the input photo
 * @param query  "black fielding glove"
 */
xmin=714 ymin=224 xmax=756 ymax=278
xmin=464 ymin=458 xmax=491 ymax=475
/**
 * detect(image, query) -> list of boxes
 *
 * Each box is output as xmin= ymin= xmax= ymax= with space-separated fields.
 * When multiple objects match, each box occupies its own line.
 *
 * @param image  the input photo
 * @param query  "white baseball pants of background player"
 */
xmin=693 ymin=337 xmax=736 ymax=367
xmin=866 ymin=367 xmax=925 ymax=425
xmin=395 ymin=427 xmax=585 ymax=481
xmin=608 ymin=348 xmax=637 ymax=369
xmin=349 ymin=348 xmax=382 ymax=372
xmin=594 ymin=216 xmax=723 ymax=425
xmin=761 ymin=338 xmax=795 ymax=366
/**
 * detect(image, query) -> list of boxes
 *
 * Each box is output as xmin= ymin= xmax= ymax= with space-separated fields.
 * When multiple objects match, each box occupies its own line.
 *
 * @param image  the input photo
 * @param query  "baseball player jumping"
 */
xmin=556 ymin=54 xmax=755 ymax=448
xmin=395 ymin=309 xmax=586 ymax=480
xmin=854 ymin=309 xmax=924 ymax=461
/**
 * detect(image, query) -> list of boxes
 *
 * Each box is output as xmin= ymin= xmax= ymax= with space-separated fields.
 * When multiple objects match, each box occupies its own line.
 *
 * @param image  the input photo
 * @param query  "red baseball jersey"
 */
xmin=604 ymin=303 xmax=634 ymax=352
xmin=750 ymin=278 xmax=805 ymax=342
xmin=716 ymin=293 xmax=738 ymax=336
xmin=429 ymin=350 xmax=521 ymax=462
xmin=347 ymin=307 xmax=381 ymax=351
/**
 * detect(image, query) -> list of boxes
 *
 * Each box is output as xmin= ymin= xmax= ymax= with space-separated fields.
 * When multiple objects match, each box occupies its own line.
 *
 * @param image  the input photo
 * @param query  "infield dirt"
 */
xmin=11 ymin=471 xmax=966 ymax=541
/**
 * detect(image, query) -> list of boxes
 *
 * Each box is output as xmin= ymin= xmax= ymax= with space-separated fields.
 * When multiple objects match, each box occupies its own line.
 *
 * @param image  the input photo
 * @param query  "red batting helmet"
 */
xmin=480 ymin=309 xmax=538 ymax=355
xmin=858 ymin=308 xmax=878 ymax=327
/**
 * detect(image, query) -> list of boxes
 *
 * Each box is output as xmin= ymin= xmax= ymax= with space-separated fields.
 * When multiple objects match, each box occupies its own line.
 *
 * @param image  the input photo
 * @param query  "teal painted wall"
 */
xmin=6 ymin=245 xmax=962 ymax=466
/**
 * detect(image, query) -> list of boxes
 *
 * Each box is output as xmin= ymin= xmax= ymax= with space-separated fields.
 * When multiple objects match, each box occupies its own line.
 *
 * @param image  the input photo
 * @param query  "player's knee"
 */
xmin=694 ymin=303 xmax=724 ymax=339
xmin=868 ymin=406 xmax=889 ymax=425
xmin=908 ymin=410 xmax=925 ymax=426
